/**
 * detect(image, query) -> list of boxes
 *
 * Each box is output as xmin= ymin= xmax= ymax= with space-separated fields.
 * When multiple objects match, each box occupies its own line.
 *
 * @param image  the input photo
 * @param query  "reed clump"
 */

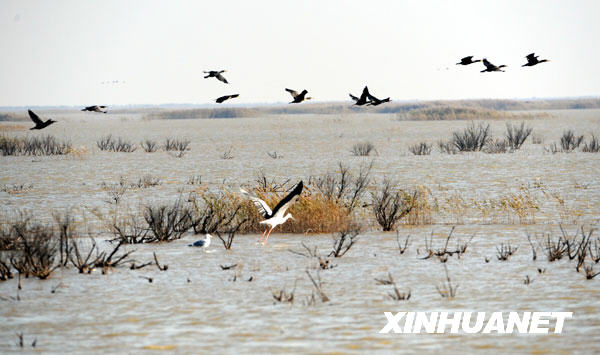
xmin=0 ymin=135 xmax=72 ymax=156
xmin=96 ymin=135 xmax=137 ymax=152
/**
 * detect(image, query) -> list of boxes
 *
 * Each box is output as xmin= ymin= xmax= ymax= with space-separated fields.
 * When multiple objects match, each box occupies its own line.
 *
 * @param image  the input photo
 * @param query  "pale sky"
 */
xmin=0 ymin=0 xmax=599 ymax=106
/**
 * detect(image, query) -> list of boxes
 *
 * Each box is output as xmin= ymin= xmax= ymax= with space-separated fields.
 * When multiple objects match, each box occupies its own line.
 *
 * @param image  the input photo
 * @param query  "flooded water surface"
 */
xmin=1 ymin=110 xmax=599 ymax=353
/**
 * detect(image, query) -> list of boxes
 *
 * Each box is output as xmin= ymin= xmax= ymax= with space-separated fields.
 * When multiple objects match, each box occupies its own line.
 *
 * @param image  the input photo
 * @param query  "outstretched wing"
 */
xmin=526 ymin=53 xmax=537 ymax=60
xmin=482 ymin=58 xmax=494 ymax=69
xmin=28 ymin=110 xmax=42 ymax=125
xmin=358 ymin=86 xmax=370 ymax=102
xmin=240 ymin=188 xmax=273 ymax=218
xmin=271 ymin=181 xmax=303 ymax=217
xmin=462 ymin=56 xmax=473 ymax=62
xmin=349 ymin=93 xmax=359 ymax=101
xmin=285 ymin=88 xmax=299 ymax=98
xmin=216 ymin=73 xmax=228 ymax=83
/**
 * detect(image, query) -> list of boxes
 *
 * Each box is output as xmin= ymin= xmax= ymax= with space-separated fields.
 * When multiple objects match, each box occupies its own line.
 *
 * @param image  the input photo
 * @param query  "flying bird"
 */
xmin=27 ymin=110 xmax=56 ymax=130
xmin=366 ymin=90 xmax=390 ymax=106
xmin=522 ymin=53 xmax=549 ymax=67
xmin=481 ymin=58 xmax=507 ymax=72
xmin=285 ymin=88 xmax=311 ymax=103
xmin=240 ymin=181 xmax=304 ymax=245
xmin=456 ymin=56 xmax=481 ymax=65
xmin=204 ymin=70 xmax=228 ymax=84
xmin=350 ymin=86 xmax=371 ymax=106
xmin=215 ymin=94 xmax=239 ymax=104
xmin=188 ymin=234 xmax=212 ymax=250
xmin=81 ymin=105 xmax=107 ymax=113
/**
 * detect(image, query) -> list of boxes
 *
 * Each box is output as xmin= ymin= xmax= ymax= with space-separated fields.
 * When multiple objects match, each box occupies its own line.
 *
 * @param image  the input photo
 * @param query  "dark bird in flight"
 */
xmin=350 ymin=86 xmax=371 ymax=106
xmin=81 ymin=105 xmax=107 ymax=113
xmin=285 ymin=88 xmax=311 ymax=103
xmin=522 ymin=53 xmax=549 ymax=67
xmin=456 ymin=56 xmax=481 ymax=65
xmin=481 ymin=58 xmax=507 ymax=72
xmin=215 ymin=94 xmax=239 ymax=103
xmin=28 ymin=110 xmax=56 ymax=130
xmin=366 ymin=90 xmax=390 ymax=106
xmin=240 ymin=181 xmax=304 ymax=245
xmin=204 ymin=70 xmax=228 ymax=84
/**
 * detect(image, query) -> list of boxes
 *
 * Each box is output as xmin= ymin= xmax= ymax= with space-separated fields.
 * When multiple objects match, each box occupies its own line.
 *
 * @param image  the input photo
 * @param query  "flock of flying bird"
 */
xmin=457 ymin=52 xmax=550 ymax=72
xmin=25 ymin=52 xmax=549 ymax=131
xmin=23 ymin=53 xmax=549 ymax=245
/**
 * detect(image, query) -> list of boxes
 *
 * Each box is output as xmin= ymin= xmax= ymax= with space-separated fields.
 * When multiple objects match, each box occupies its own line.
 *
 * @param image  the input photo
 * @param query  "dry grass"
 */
xmin=0 ymin=124 xmax=28 ymax=131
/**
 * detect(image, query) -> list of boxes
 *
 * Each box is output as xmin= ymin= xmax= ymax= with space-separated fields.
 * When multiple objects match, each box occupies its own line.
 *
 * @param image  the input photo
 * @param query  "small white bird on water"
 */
xmin=188 ymin=234 xmax=212 ymax=249
xmin=240 ymin=181 xmax=303 ymax=245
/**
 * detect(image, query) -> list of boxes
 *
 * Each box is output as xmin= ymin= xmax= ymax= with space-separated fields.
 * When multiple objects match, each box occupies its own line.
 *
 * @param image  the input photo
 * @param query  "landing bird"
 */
xmin=366 ymin=90 xmax=390 ymax=106
xmin=481 ymin=58 xmax=507 ymax=73
xmin=204 ymin=70 xmax=228 ymax=84
xmin=240 ymin=181 xmax=303 ymax=245
xmin=349 ymin=86 xmax=371 ymax=106
xmin=215 ymin=94 xmax=239 ymax=103
xmin=522 ymin=53 xmax=549 ymax=67
xmin=456 ymin=56 xmax=481 ymax=65
xmin=285 ymin=88 xmax=311 ymax=103
xmin=27 ymin=110 xmax=56 ymax=130
xmin=188 ymin=234 xmax=212 ymax=249
xmin=82 ymin=105 xmax=107 ymax=113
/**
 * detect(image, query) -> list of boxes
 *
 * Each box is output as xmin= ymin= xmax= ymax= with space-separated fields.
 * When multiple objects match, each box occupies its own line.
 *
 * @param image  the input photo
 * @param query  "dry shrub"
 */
xmin=372 ymin=179 xmax=419 ymax=231
xmin=143 ymin=200 xmax=193 ymax=242
xmin=451 ymin=122 xmax=490 ymax=152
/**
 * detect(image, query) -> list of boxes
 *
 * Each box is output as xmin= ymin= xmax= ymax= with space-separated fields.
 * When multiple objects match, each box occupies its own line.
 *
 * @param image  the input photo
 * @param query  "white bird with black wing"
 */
xmin=240 ymin=181 xmax=303 ymax=245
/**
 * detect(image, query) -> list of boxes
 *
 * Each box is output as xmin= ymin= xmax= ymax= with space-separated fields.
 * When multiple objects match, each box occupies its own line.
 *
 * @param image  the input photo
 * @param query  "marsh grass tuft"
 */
xmin=505 ymin=122 xmax=533 ymax=150
xmin=351 ymin=142 xmax=376 ymax=156
xmin=560 ymin=130 xmax=584 ymax=151
xmin=409 ymin=142 xmax=432 ymax=155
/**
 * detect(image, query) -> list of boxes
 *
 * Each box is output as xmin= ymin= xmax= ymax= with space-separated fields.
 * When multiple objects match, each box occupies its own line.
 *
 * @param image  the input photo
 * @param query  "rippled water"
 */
xmin=1 ymin=109 xmax=599 ymax=353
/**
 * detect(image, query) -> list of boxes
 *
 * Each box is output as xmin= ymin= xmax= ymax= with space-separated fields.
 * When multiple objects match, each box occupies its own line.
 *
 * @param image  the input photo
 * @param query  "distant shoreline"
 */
xmin=0 ymin=97 xmax=599 ymax=113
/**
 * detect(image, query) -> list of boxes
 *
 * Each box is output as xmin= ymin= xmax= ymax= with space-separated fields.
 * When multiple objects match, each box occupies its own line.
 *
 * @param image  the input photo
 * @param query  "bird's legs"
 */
xmin=262 ymin=227 xmax=275 ymax=245
xmin=258 ymin=228 xmax=268 ymax=243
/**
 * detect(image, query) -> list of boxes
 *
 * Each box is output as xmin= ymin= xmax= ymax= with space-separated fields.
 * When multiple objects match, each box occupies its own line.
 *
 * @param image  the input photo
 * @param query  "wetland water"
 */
xmin=1 ymin=109 xmax=599 ymax=353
